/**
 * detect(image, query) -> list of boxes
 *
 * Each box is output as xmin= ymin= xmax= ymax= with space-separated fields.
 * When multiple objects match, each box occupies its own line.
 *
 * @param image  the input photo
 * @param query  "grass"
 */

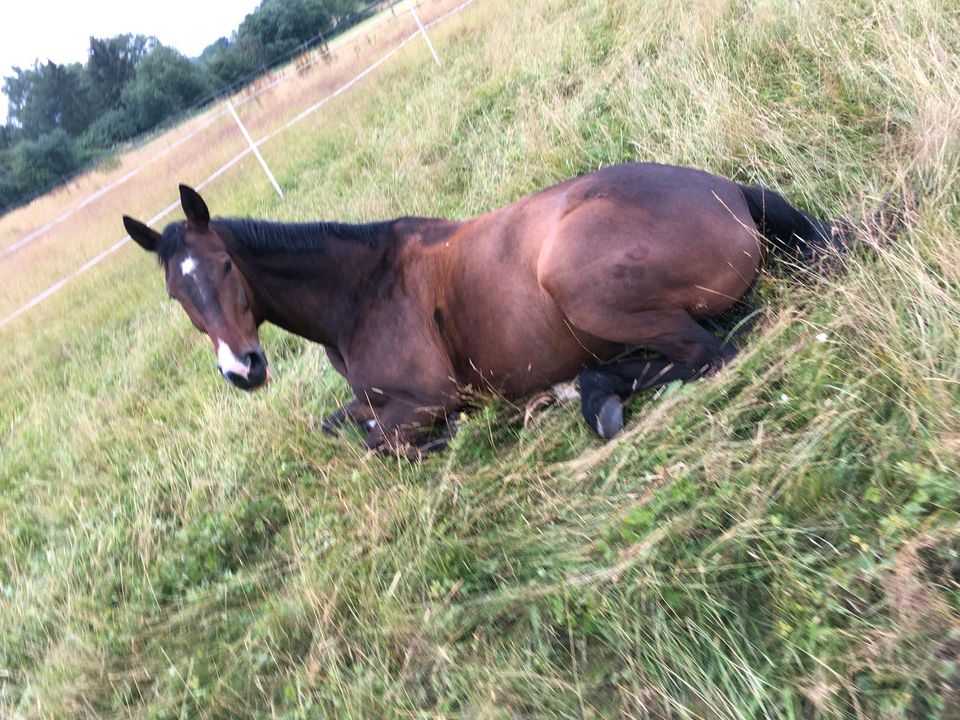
xmin=1 ymin=0 xmax=959 ymax=717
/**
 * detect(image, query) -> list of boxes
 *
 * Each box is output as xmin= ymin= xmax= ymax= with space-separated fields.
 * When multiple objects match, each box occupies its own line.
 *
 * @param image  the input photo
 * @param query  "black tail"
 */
xmin=738 ymin=184 xmax=841 ymax=264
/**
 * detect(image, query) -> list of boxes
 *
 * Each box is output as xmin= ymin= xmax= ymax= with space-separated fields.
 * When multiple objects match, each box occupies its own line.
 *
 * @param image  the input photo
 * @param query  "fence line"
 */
xmin=411 ymin=2 xmax=443 ymax=65
xmin=0 ymin=0 xmax=477 ymax=331
xmin=228 ymin=101 xmax=284 ymax=198
xmin=0 ymin=108 xmax=231 ymax=260
xmin=0 ymin=0 xmax=424 ymax=261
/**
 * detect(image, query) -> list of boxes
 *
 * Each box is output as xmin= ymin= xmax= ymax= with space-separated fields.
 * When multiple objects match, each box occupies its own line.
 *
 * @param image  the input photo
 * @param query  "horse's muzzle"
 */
xmin=224 ymin=349 xmax=270 ymax=391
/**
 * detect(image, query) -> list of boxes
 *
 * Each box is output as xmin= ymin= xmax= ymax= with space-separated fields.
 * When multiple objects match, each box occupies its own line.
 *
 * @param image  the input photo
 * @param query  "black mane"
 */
xmin=215 ymin=217 xmax=393 ymax=254
xmin=155 ymin=217 xmax=394 ymax=264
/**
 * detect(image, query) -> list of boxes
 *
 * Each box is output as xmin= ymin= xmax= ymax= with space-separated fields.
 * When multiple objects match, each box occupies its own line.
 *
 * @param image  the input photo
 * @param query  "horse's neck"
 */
xmin=230 ymin=235 xmax=390 ymax=347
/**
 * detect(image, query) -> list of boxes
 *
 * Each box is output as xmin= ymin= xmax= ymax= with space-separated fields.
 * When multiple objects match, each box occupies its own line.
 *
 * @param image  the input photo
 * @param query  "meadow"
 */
xmin=1 ymin=0 xmax=958 ymax=717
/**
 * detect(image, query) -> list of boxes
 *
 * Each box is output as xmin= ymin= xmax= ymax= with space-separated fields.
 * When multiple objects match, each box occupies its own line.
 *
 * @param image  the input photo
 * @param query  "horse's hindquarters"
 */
xmin=536 ymin=172 xmax=760 ymax=338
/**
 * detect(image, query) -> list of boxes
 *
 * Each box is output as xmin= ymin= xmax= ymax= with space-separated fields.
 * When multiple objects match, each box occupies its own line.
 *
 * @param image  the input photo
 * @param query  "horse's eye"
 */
xmin=223 ymin=259 xmax=232 ymax=273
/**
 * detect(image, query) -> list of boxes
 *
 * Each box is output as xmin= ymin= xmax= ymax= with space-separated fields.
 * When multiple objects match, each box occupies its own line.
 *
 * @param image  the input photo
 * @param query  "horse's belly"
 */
xmin=454 ymin=298 xmax=617 ymax=397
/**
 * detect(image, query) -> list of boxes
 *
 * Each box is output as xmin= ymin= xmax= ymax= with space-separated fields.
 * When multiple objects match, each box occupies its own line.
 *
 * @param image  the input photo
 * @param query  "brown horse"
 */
xmin=122 ymin=163 xmax=837 ymax=453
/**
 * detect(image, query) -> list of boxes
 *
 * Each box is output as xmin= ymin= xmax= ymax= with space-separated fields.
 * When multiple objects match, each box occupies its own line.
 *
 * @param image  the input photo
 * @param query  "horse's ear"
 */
xmin=123 ymin=215 xmax=162 ymax=253
xmin=179 ymin=184 xmax=210 ymax=230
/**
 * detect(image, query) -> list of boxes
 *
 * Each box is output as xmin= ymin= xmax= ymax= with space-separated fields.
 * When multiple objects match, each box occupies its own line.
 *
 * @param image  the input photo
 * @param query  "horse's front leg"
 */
xmin=321 ymin=397 xmax=377 ymax=435
xmin=324 ymin=345 xmax=349 ymax=378
xmin=321 ymin=346 xmax=379 ymax=435
xmin=363 ymin=399 xmax=447 ymax=459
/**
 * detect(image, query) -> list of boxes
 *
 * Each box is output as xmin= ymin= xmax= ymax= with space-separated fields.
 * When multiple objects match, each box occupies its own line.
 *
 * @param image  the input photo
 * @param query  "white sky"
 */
xmin=1 ymin=0 xmax=262 ymax=123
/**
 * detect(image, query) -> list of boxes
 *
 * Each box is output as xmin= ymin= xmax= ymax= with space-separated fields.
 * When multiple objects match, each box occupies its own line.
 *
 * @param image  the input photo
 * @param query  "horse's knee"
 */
xmin=321 ymin=397 xmax=377 ymax=435
xmin=363 ymin=399 xmax=446 ymax=456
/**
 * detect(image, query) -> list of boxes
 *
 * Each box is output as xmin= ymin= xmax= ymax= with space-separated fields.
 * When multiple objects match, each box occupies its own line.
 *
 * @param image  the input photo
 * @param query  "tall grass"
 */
xmin=1 ymin=0 xmax=958 ymax=717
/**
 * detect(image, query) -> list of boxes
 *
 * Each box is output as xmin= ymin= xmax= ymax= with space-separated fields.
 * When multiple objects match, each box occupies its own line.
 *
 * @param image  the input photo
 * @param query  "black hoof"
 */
xmin=321 ymin=407 xmax=349 ymax=436
xmin=595 ymin=395 xmax=624 ymax=439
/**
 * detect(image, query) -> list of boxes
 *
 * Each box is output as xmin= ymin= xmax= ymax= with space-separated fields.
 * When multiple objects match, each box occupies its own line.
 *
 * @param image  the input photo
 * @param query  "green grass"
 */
xmin=2 ymin=0 xmax=959 ymax=717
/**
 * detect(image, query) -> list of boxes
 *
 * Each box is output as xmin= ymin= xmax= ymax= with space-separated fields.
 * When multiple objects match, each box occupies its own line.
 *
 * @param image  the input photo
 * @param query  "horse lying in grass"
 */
xmin=123 ymin=163 xmax=838 ymax=454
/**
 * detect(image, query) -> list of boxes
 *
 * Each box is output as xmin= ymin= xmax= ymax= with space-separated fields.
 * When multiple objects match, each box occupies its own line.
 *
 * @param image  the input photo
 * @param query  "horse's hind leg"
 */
xmin=575 ymin=308 xmax=736 ymax=373
xmin=580 ymin=358 xmax=698 ymax=438
xmin=576 ymin=310 xmax=738 ymax=438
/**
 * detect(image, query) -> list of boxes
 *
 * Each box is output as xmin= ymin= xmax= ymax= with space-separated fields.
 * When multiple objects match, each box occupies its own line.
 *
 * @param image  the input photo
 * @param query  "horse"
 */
xmin=122 ymin=162 xmax=838 ymax=454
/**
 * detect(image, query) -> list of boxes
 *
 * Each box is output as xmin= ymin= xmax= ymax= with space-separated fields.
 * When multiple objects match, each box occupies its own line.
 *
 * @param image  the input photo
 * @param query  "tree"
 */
xmin=9 ymin=128 xmax=79 ymax=196
xmin=3 ymin=61 xmax=98 ymax=139
xmin=0 ymin=123 xmax=18 ymax=151
xmin=236 ymin=0 xmax=336 ymax=67
xmin=196 ymin=0 xmax=371 ymax=88
xmin=79 ymin=108 xmax=137 ymax=152
xmin=199 ymin=36 xmax=259 ymax=87
xmin=326 ymin=0 xmax=369 ymax=25
xmin=87 ymin=34 xmax=153 ymax=112
xmin=120 ymin=45 xmax=214 ymax=132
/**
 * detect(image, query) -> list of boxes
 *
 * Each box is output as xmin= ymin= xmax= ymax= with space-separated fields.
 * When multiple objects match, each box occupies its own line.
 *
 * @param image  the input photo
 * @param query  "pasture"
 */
xmin=1 ymin=0 xmax=958 ymax=717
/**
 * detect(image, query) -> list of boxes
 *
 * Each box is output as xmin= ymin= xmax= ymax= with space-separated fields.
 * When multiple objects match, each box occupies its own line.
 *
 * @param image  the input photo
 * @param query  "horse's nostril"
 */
xmin=246 ymin=351 xmax=265 ymax=375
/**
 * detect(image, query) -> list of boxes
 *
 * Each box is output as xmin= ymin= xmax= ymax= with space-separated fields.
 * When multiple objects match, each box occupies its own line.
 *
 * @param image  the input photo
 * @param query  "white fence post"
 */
xmin=227 ymin=100 xmax=284 ymax=199
xmin=409 ymin=1 xmax=441 ymax=65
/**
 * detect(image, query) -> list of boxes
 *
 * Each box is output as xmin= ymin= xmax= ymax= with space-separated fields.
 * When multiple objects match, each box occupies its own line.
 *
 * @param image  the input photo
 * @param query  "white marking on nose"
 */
xmin=180 ymin=255 xmax=197 ymax=276
xmin=217 ymin=340 xmax=249 ymax=379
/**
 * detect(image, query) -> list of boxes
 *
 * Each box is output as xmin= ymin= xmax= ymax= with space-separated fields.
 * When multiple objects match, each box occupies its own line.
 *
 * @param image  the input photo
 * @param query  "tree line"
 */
xmin=0 ymin=0 xmax=374 ymax=214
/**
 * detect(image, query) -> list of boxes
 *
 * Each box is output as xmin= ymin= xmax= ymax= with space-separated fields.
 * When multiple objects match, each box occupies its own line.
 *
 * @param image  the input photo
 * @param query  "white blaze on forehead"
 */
xmin=180 ymin=255 xmax=197 ymax=276
xmin=217 ymin=340 xmax=250 ymax=379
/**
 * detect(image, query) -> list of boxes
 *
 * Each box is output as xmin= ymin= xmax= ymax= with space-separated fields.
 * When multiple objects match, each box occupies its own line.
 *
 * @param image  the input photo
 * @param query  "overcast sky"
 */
xmin=1 ymin=0 xmax=262 ymax=123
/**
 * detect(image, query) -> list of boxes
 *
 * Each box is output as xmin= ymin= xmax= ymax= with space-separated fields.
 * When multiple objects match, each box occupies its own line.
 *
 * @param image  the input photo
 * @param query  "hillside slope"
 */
xmin=1 ymin=0 xmax=958 ymax=717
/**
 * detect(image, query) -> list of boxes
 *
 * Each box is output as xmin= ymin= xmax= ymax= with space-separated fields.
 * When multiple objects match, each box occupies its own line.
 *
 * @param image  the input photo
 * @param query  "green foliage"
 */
xmin=86 ymin=34 xmax=153 ymax=111
xmin=2 ymin=61 xmax=99 ymax=139
xmin=199 ymin=0 xmax=371 ymax=86
xmin=238 ymin=0 xmax=338 ymax=66
xmin=120 ymin=46 xmax=214 ymax=134
xmin=199 ymin=37 xmax=260 ymax=88
xmin=6 ymin=128 xmax=79 ymax=193
xmin=79 ymin=108 xmax=137 ymax=153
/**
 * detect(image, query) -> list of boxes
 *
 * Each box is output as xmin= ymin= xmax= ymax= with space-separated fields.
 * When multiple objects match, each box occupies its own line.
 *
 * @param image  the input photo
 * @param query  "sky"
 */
xmin=0 ymin=0 xmax=262 ymax=123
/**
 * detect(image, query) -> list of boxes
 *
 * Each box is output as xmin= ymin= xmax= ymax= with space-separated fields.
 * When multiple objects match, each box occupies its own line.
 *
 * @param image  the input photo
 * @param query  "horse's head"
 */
xmin=123 ymin=185 xmax=270 ymax=391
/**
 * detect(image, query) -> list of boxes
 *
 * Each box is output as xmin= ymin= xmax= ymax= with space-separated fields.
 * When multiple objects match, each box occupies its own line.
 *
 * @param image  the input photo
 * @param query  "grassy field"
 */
xmin=1 ymin=0 xmax=959 ymax=717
